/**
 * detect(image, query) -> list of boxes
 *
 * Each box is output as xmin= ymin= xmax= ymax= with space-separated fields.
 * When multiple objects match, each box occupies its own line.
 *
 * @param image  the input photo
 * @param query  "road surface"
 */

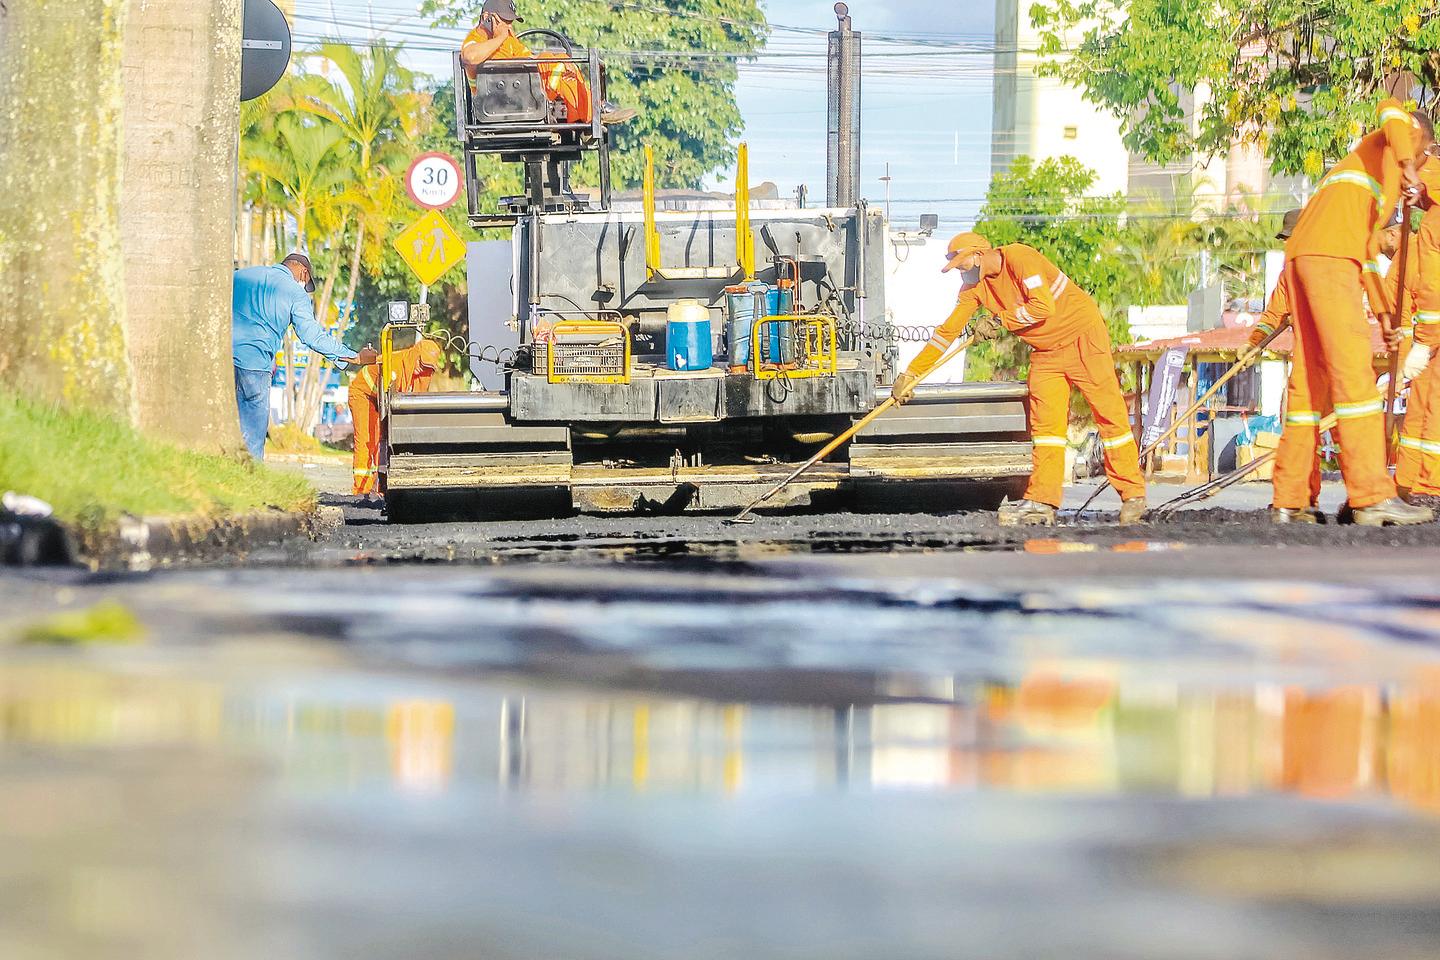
xmin=3 ymin=461 xmax=1440 ymax=958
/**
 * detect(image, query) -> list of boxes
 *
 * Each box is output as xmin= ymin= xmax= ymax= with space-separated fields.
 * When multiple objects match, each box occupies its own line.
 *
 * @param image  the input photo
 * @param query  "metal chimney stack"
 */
xmin=827 ymin=2 xmax=861 ymax=208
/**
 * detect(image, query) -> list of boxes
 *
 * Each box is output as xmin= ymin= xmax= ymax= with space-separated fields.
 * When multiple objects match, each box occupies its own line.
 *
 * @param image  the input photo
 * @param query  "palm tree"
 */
xmin=288 ymin=42 xmax=424 ymax=432
xmin=244 ymin=112 xmax=351 ymax=251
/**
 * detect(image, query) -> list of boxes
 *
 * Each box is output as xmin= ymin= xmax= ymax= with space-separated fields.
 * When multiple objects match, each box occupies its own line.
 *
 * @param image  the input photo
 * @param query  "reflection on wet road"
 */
xmin=3 ymin=553 xmax=1440 ymax=958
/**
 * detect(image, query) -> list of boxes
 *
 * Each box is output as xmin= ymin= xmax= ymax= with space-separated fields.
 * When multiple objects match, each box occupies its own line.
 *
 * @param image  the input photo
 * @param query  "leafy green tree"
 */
xmin=1030 ymin=0 xmax=1440 ymax=177
xmin=419 ymin=0 xmax=768 ymax=188
xmin=967 ymin=156 xmax=1129 ymax=379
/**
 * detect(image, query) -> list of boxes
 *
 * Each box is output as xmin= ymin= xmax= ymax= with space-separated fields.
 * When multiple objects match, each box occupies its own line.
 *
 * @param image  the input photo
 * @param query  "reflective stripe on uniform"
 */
xmin=1286 ymin=410 xmax=1322 ymax=426
xmin=1254 ymin=321 xmax=1275 ymax=336
xmin=1334 ymin=398 xmax=1384 ymax=420
xmin=359 ymin=367 xmax=376 ymax=392
xmin=1318 ymin=170 xmax=1385 ymax=214
xmin=1416 ymin=311 xmax=1440 ymax=325
xmin=1015 ymin=305 xmax=1032 ymax=324
xmin=1051 ymin=272 xmax=1069 ymax=297
xmin=1380 ymin=106 xmax=1414 ymax=129
xmin=1032 ymin=435 xmax=1068 ymax=448
xmin=1399 ymin=435 xmax=1440 ymax=456
xmin=1364 ymin=260 xmax=1381 ymax=275
xmin=1100 ymin=432 xmax=1135 ymax=450
xmin=926 ymin=332 xmax=950 ymax=350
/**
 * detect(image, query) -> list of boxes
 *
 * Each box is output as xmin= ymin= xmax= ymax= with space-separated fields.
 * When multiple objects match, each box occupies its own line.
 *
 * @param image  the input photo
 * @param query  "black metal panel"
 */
xmin=470 ymin=65 xmax=547 ymax=124
xmin=723 ymin=369 xmax=871 ymax=419
xmin=510 ymin=373 xmax=658 ymax=421
xmin=657 ymin=377 xmax=723 ymax=423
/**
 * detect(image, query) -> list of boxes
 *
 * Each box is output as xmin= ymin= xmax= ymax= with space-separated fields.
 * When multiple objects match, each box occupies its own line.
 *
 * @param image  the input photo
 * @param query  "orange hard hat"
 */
xmin=942 ymin=232 xmax=991 ymax=272
xmin=417 ymin=338 xmax=444 ymax=369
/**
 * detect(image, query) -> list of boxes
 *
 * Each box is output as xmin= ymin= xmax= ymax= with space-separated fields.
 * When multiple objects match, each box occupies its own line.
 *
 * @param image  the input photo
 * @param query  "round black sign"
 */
xmin=241 ymin=0 xmax=293 ymax=102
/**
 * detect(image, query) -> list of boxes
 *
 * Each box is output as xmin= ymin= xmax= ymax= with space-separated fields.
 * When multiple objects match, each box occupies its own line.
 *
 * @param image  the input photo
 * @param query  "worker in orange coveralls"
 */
xmin=891 ymin=233 xmax=1147 ymax=527
xmin=460 ymin=0 xmax=634 ymax=126
xmin=1269 ymin=100 xmax=1434 ymax=526
xmin=1398 ymin=203 xmax=1440 ymax=507
xmin=349 ymin=339 xmax=444 ymax=498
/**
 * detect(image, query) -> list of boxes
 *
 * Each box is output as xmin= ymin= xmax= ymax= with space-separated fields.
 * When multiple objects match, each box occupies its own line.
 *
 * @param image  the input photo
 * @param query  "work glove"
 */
xmin=1403 ymin=342 xmax=1433 ymax=383
xmin=890 ymin=371 xmax=919 ymax=405
xmin=1247 ymin=324 xmax=1273 ymax=349
xmin=969 ymin=314 xmax=1003 ymax=342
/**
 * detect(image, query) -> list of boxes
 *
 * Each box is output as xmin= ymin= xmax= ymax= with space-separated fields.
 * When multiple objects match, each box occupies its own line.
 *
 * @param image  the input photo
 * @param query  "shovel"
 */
xmin=726 ymin=332 xmax=977 ymax=524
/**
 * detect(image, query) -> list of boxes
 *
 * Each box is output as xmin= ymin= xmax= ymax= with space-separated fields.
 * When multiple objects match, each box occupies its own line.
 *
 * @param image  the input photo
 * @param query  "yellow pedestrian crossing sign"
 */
xmin=394 ymin=210 xmax=466 ymax=287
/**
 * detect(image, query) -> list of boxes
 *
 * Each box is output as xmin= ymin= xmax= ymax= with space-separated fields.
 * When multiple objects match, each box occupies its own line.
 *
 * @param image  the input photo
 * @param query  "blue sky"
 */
xmin=722 ymin=1 xmax=996 ymax=227
xmin=291 ymin=0 xmax=997 ymax=228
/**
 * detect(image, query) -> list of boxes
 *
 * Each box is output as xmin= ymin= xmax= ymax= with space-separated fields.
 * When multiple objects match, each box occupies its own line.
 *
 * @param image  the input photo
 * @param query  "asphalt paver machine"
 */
xmin=378 ymin=14 xmax=1031 ymax=520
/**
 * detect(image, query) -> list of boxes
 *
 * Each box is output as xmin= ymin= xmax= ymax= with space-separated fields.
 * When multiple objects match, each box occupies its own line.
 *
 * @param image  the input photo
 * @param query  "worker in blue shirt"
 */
xmin=232 ymin=252 xmax=376 ymax=459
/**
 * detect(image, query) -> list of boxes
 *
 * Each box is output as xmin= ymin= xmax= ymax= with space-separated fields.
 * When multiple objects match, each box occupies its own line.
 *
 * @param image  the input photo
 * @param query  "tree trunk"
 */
xmin=0 ymin=1 xmax=136 ymax=420
xmin=119 ymin=0 xmax=244 ymax=452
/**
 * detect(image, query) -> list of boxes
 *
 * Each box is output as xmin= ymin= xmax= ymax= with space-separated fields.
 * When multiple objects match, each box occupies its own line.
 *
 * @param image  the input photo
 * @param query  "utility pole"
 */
xmin=827 ymin=3 xmax=862 ymax=207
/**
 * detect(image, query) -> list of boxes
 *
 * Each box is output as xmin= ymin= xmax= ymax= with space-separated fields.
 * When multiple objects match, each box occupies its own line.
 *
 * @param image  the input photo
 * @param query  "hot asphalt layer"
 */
xmin=294 ymin=495 xmax=1440 ymax=567
xmin=272 ymin=455 xmax=1440 ymax=565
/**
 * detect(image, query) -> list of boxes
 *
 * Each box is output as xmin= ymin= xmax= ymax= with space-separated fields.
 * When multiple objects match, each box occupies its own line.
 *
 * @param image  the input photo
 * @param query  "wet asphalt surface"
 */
xmin=5 ymin=469 xmax=1440 ymax=958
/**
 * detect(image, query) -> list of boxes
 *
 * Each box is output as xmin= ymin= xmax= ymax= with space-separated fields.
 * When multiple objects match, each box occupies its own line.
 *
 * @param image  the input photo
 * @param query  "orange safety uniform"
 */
xmin=1272 ymin=98 xmax=1421 ymax=511
xmin=463 ymin=23 xmax=593 ymax=125
xmin=1402 ymin=206 xmax=1440 ymax=495
xmin=908 ymin=242 xmax=1145 ymax=508
xmin=348 ymin=341 xmax=443 ymax=496
xmin=1251 ymin=269 xmax=1291 ymax=343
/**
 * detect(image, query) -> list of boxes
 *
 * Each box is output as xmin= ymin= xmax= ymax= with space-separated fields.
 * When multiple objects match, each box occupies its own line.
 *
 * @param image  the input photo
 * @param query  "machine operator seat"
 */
xmin=456 ymin=29 xmax=604 ymax=154
xmin=454 ymin=30 xmax=613 ymax=222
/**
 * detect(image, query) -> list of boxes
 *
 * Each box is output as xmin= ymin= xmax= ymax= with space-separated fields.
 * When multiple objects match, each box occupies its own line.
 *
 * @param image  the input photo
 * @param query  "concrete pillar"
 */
xmin=119 ymin=0 xmax=245 ymax=451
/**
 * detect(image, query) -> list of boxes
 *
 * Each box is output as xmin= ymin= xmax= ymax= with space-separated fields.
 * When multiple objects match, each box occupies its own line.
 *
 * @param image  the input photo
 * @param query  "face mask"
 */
xmin=959 ymin=266 xmax=981 ymax=289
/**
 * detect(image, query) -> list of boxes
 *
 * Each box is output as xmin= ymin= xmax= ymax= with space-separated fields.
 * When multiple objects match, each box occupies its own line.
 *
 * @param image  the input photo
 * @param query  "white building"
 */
xmin=992 ymin=2 xmax=1307 ymax=211
xmin=990 ymin=0 xmax=1130 ymax=196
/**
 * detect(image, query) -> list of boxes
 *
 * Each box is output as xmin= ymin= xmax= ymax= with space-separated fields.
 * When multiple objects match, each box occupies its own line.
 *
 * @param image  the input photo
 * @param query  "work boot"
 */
xmin=1402 ymin=491 xmax=1440 ymax=509
xmin=997 ymin=498 xmax=1057 ymax=527
xmin=1117 ymin=497 xmax=1148 ymax=525
xmin=1270 ymin=506 xmax=1323 ymax=524
xmin=601 ymin=103 xmax=637 ymax=125
xmin=1350 ymin=497 xmax=1434 ymax=527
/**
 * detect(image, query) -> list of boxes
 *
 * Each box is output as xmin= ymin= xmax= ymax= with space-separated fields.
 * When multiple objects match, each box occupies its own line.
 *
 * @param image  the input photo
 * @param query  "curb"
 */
xmin=77 ymin=505 xmax=344 ymax=571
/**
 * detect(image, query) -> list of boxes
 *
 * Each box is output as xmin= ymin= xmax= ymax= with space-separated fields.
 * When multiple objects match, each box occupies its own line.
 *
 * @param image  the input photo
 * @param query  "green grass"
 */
xmin=0 ymin=392 xmax=316 ymax=530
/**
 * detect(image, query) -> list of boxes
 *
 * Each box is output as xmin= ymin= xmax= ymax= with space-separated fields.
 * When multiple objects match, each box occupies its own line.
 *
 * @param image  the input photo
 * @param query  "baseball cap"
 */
xmin=281 ymin=252 xmax=318 ymax=293
xmin=481 ymin=0 xmax=523 ymax=22
xmin=1275 ymin=209 xmax=1302 ymax=241
xmin=941 ymin=232 xmax=991 ymax=272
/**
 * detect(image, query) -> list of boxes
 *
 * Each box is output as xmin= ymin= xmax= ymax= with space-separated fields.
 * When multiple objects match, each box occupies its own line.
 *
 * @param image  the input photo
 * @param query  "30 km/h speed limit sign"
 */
xmin=404 ymin=152 xmax=463 ymax=211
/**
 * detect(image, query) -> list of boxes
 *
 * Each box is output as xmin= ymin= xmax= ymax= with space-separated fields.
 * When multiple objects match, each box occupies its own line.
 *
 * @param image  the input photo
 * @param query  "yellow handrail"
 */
xmin=750 ymin=314 xmax=837 ymax=381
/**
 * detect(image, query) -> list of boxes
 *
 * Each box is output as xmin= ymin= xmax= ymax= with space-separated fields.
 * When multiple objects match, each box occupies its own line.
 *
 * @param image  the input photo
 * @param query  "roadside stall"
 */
xmin=1115 ymin=324 xmax=1391 ymax=483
